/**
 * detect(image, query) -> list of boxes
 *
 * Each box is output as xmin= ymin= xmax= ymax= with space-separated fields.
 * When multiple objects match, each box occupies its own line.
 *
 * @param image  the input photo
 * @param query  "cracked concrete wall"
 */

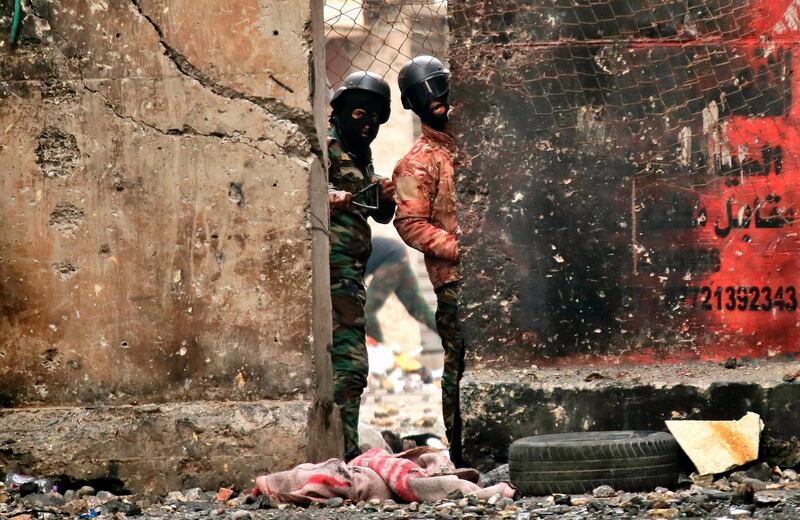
xmin=0 ymin=0 xmax=337 ymax=491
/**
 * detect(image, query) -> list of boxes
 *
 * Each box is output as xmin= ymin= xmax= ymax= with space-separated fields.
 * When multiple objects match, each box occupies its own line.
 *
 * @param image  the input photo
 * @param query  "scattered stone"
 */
xmin=326 ymin=497 xmax=344 ymax=508
xmin=103 ymin=499 xmax=142 ymax=516
xmin=584 ymin=371 xmax=606 ymax=382
xmin=480 ymin=464 xmax=510 ymax=487
xmin=183 ymin=487 xmax=204 ymax=501
xmin=21 ymin=493 xmax=63 ymax=508
xmin=691 ymin=473 xmax=714 ymax=487
xmin=593 ymin=485 xmax=615 ymax=498
xmin=63 ymin=489 xmax=75 ymax=501
xmin=571 ymin=496 xmax=593 ymax=506
xmin=383 ymin=501 xmax=400 ymax=512
xmin=95 ymin=490 xmax=116 ymax=503
xmin=62 ymin=498 xmax=89 ymax=515
xmin=76 ymin=485 xmax=95 ymax=498
xmin=783 ymin=469 xmax=798 ymax=482
xmin=227 ymin=495 xmax=250 ymax=508
xmin=730 ymin=508 xmax=752 ymax=517
xmin=231 ymin=510 xmax=252 ymax=520
xmin=746 ymin=462 xmax=773 ymax=482
xmin=165 ymin=491 xmax=187 ymax=504
xmin=783 ymin=368 xmax=800 ymax=381
xmin=705 ymin=489 xmax=734 ymax=501
xmin=446 ymin=489 xmax=464 ymax=500
xmin=552 ymin=493 xmax=570 ymax=505
xmin=587 ymin=500 xmax=605 ymax=512
xmin=408 ymin=501 xmax=419 ymax=511
xmin=733 ymin=482 xmax=756 ymax=505
xmin=435 ymin=500 xmax=456 ymax=510
xmin=754 ymin=491 xmax=783 ymax=507
xmin=649 ymin=499 xmax=670 ymax=510
xmin=413 ymin=417 xmax=436 ymax=428
xmin=713 ymin=477 xmax=733 ymax=491
xmin=647 ymin=508 xmax=679 ymax=518
xmin=214 ymin=487 xmax=235 ymax=503
xmin=738 ymin=478 xmax=767 ymax=491
xmin=247 ymin=495 xmax=271 ymax=510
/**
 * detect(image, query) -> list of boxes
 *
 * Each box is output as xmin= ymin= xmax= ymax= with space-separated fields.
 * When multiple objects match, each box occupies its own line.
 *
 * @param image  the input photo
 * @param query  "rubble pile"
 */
xmin=2 ymin=461 xmax=800 ymax=519
xmin=362 ymin=340 xmax=446 ymax=440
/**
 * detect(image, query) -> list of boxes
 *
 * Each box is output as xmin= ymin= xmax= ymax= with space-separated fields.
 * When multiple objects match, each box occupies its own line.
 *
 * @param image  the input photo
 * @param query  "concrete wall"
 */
xmin=451 ymin=0 xmax=800 ymax=366
xmin=450 ymin=0 xmax=800 ymax=470
xmin=0 ymin=0 xmax=338 ymax=493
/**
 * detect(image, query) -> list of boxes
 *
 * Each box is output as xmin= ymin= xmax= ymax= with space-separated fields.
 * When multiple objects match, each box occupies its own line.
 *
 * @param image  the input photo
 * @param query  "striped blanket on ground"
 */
xmin=254 ymin=447 xmax=514 ymax=505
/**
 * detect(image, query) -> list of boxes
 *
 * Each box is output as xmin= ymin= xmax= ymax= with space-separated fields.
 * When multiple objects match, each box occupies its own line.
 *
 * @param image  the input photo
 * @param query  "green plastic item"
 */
xmin=8 ymin=0 xmax=21 ymax=45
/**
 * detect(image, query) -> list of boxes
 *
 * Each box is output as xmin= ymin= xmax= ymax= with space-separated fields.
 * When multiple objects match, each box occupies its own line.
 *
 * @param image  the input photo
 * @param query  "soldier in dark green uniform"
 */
xmin=327 ymin=71 xmax=395 ymax=461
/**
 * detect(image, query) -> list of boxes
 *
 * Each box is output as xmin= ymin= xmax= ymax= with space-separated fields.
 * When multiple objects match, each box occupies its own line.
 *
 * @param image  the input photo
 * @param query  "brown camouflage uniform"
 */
xmin=392 ymin=124 xmax=465 ymax=465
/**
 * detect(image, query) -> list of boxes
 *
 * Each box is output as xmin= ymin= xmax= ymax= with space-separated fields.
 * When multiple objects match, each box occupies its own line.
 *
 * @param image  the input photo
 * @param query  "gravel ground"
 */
xmin=3 ymin=464 xmax=800 ymax=520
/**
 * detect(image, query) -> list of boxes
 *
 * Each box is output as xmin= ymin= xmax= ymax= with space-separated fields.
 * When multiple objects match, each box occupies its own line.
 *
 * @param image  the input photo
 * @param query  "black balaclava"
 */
xmin=331 ymin=91 xmax=385 ymax=162
xmin=416 ymin=91 xmax=449 ymax=132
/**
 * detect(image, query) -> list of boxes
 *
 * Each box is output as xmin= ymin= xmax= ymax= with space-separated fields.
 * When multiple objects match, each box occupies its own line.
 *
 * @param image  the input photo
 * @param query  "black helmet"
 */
xmin=398 ymin=55 xmax=450 ymax=110
xmin=330 ymin=71 xmax=391 ymax=124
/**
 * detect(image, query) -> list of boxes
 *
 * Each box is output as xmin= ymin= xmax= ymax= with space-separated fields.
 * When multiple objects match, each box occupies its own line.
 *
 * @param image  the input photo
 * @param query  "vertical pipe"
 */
xmin=8 ymin=0 xmax=21 ymax=45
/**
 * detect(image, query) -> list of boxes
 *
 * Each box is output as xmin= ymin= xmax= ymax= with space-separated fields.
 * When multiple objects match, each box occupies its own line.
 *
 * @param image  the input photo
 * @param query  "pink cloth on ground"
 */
xmin=254 ymin=448 xmax=515 ymax=505
xmin=349 ymin=448 xmax=429 ymax=502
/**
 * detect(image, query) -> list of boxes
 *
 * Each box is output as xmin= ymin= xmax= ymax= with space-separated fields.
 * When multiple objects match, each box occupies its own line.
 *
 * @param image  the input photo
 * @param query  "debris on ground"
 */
xmin=666 ymin=412 xmax=764 ymax=475
xmin=480 ymin=464 xmax=510 ymax=487
xmin=1 ymin=466 xmax=800 ymax=519
xmin=254 ymin=447 xmax=513 ymax=505
xmin=358 ymin=422 xmax=393 ymax=453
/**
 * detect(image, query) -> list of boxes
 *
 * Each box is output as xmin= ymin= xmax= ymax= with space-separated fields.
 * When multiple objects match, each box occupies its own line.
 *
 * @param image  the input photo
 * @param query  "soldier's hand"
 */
xmin=379 ymin=178 xmax=396 ymax=201
xmin=329 ymin=190 xmax=353 ymax=209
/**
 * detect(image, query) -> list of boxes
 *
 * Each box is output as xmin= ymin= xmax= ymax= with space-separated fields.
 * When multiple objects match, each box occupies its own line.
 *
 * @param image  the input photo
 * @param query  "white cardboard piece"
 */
xmin=666 ymin=412 xmax=764 ymax=475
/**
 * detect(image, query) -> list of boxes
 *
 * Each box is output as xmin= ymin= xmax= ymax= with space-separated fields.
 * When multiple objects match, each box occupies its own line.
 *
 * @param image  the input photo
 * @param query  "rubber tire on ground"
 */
xmin=509 ymin=431 xmax=681 ymax=496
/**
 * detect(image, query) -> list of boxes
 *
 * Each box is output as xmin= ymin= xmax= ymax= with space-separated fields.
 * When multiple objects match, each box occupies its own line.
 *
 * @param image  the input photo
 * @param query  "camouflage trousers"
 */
xmin=330 ymin=276 xmax=369 ymax=461
xmin=365 ymin=262 xmax=438 ymax=343
xmin=435 ymin=281 xmax=466 ymax=467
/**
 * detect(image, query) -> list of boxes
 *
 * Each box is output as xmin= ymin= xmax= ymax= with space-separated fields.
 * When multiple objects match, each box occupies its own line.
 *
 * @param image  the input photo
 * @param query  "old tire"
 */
xmin=509 ymin=431 xmax=680 ymax=496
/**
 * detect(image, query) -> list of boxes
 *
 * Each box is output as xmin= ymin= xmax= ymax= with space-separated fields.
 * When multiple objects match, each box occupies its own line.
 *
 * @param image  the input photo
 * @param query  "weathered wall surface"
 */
xmin=0 ymin=0 xmax=337 ymax=491
xmin=451 ymin=0 xmax=800 ymax=471
xmin=451 ymin=0 xmax=800 ymax=366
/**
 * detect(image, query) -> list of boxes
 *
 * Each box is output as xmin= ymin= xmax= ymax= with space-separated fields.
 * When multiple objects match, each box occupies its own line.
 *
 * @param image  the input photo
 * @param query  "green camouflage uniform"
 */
xmin=328 ymin=128 xmax=394 ymax=461
xmin=364 ymin=237 xmax=437 ymax=343
xmin=434 ymin=281 xmax=465 ymax=465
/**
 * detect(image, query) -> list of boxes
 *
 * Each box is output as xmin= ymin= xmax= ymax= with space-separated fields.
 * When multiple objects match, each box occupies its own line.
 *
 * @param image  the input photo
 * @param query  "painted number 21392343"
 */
xmin=694 ymin=286 xmax=798 ymax=311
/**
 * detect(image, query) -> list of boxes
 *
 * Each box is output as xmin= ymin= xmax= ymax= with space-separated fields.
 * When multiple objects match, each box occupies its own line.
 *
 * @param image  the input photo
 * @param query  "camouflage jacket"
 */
xmin=328 ymin=128 xmax=394 ymax=281
xmin=392 ymin=124 xmax=460 ymax=289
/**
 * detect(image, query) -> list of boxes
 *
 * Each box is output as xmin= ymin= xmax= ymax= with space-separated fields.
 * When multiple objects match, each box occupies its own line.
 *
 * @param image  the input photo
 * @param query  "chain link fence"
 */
xmin=323 ymin=1 xmax=449 ymax=358
xmin=324 ymin=0 xmax=448 ymax=87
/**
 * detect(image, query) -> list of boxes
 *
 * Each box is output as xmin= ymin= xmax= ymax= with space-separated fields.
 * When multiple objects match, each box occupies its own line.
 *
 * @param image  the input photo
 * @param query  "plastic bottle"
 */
xmin=4 ymin=473 xmax=34 ymax=490
xmin=4 ymin=473 xmax=53 ymax=493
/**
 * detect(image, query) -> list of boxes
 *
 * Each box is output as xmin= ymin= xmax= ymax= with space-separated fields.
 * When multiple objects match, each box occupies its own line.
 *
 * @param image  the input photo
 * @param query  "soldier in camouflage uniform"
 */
xmin=393 ymin=56 xmax=466 ymax=466
xmin=328 ymin=71 xmax=396 ymax=461
xmin=365 ymin=236 xmax=438 ymax=344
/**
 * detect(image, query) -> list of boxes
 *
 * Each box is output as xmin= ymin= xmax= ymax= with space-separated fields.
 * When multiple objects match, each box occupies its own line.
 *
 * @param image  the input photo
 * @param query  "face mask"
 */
xmin=332 ymin=92 xmax=385 ymax=155
xmin=406 ymin=76 xmax=450 ymax=131
xmin=419 ymin=93 xmax=450 ymax=131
